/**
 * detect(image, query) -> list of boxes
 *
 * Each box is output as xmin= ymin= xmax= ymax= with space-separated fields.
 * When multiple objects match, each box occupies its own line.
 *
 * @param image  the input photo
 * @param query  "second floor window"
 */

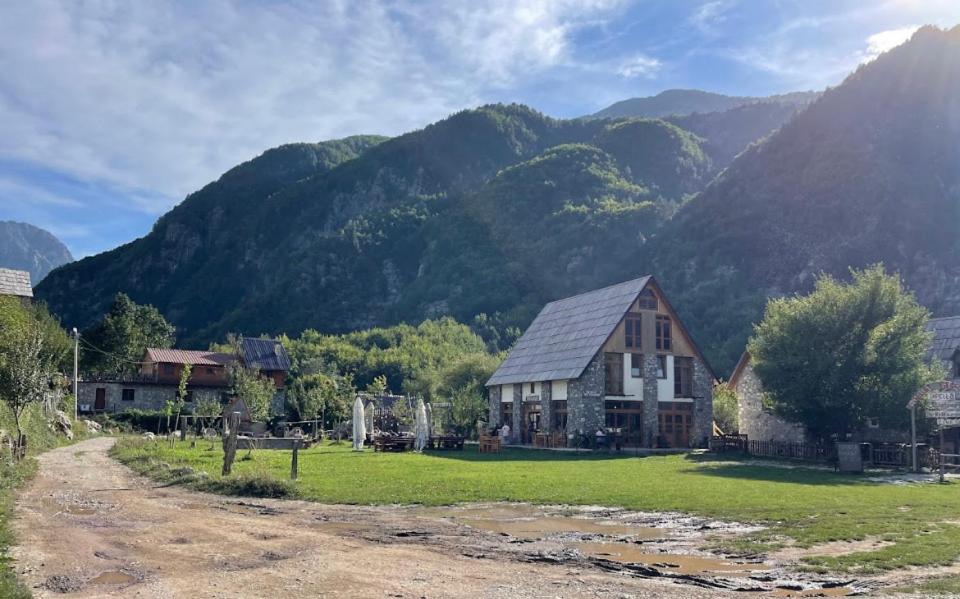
xmin=630 ymin=353 xmax=643 ymax=378
xmin=605 ymin=353 xmax=624 ymax=395
xmin=637 ymin=289 xmax=658 ymax=310
xmin=624 ymin=315 xmax=642 ymax=348
xmin=674 ymin=357 xmax=693 ymax=397
xmin=656 ymin=315 xmax=672 ymax=351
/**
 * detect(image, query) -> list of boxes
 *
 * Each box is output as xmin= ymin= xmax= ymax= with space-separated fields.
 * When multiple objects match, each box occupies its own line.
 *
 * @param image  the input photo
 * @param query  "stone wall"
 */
xmin=691 ymin=358 xmax=714 ymax=448
xmin=487 ymin=385 xmax=501 ymax=429
xmin=567 ymin=352 xmax=605 ymax=435
xmin=77 ymin=381 xmax=224 ymax=414
xmin=511 ymin=384 xmax=523 ymax=444
xmin=734 ymin=362 xmax=806 ymax=443
xmin=541 ymin=380 xmax=553 ymax=433
xmin=642 ymin=355 xmax=659 ymax=446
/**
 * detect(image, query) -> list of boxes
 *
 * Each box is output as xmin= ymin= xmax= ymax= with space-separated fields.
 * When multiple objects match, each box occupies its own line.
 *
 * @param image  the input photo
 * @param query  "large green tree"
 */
xmin=82 ymin=293 xmax=175 ymax=375
xmin=748 ymin=265 xmax=936 ymax=441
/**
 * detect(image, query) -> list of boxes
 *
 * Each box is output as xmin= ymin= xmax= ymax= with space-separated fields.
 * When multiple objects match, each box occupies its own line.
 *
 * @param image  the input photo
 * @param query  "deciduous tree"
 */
xmin=748 ymin=265 xmax=936 ymax=441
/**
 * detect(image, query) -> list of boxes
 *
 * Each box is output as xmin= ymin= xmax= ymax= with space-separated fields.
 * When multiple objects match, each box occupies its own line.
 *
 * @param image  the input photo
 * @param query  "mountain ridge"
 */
xmin=0 ymin=221 xmax=74 ymax=285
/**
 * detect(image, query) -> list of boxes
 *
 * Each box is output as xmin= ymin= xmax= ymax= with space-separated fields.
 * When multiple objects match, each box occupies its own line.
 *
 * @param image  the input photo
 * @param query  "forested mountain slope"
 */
xmin=648 ymin=25 xmax=960 ymax=371
xmin=590 ymin=88 xmax=818 ymax=119
xmin=36 ymin=107 xmax=716 ymax=346
xmin=36 ymin=26 xmax=960 ymax=375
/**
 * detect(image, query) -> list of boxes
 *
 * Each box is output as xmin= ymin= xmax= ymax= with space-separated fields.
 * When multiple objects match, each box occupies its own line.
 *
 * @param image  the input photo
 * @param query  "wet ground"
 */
xmin=6 ymin=437 xmax=931 ymax=597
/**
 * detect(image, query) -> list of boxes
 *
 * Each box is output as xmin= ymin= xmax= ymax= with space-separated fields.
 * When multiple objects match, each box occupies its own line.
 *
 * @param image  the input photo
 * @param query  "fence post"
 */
xmin=291 ymin=439 xmax=300 ymax=481
xmin=222 ymin=412 xmax=240 ymax=476
xmin=940 ymin=428 xmax=946 ymax=483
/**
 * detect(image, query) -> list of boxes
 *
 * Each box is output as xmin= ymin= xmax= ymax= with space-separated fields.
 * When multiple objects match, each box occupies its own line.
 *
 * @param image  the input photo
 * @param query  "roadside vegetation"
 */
xmin=113 ymin=438 xmax=960 ymax=574
xmin=0 ymin=296 xmax=80 ymax=598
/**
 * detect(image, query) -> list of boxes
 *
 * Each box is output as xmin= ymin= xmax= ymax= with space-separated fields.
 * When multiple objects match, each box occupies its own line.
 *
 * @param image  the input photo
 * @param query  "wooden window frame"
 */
xmin=655 ymin=355 xmax=667 ymax=379
xmin=674 ymin=357 xmax=693 ymax=397
xmin=604 ymin=352 xmax=624 ymax=396
xmin=637 ymin=289 xmax=658 ymax=310
xmin=630 ymin=353 xmax=643 ymax=378
xmin=624 ymin=314 xmax=642 ymax=349
xmin=656 ymin=315 xmax=672 ymax=351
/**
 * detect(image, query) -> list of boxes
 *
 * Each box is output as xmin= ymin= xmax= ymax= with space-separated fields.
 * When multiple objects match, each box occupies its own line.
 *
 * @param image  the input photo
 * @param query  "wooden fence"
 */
xmin=711 ymin=434 xmax=939 ymax=469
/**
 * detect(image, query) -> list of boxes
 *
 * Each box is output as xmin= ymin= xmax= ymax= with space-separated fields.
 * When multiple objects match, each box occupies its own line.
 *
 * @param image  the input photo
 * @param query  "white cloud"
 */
xmin=864 ymin=25 xmax=920 ymax=60
xmin=0 ymin=0 xmax=623 ymax=214
xmin=617 ymin=54 xmax=663 ymax=78
xmin=690 ymin=1 xmax=736 ymax=34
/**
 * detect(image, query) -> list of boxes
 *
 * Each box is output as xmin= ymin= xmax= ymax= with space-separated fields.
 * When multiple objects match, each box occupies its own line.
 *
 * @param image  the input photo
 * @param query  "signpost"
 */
xmin=908 ymin=381 xmax=960 ymax=473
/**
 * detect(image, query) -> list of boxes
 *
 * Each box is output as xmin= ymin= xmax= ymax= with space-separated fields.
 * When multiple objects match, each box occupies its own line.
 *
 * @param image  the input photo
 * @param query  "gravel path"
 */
xmin=10 ymin=437 xmax=727 ymax=598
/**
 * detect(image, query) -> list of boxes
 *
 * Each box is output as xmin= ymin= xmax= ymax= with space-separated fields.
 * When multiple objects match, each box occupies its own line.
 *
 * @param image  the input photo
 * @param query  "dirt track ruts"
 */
xmin=10 ymin=437 xmax=726 ymax=598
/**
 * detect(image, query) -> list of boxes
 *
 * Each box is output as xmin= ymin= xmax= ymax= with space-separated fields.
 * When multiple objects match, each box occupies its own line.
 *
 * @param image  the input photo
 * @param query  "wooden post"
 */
xmin=222 ymin=412 xmax=240 ymax=476
xmin=910 ymin=405 xmax=918 ymax=472
xmin=940 ymin=428 xmax=946 ymax=483
xmin=291 ymin=439 xmax=300 ymax=481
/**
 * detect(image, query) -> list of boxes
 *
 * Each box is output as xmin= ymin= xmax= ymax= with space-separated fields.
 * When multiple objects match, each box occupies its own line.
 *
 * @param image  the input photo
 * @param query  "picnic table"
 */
xmin=428 ymin=435 xmax=465 ymax=450
xmin=373 ymin=436 xmax=415 ymax=452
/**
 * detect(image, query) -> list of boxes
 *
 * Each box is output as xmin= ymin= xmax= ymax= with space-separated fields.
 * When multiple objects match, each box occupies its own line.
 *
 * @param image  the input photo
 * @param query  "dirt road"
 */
xmin=11 ymin=437 xmax=732 ymax=598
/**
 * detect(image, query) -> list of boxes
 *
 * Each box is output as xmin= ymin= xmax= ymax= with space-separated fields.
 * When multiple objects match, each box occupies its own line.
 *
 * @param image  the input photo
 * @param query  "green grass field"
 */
xmin=113 ymin=438 xmax=960 ymax=575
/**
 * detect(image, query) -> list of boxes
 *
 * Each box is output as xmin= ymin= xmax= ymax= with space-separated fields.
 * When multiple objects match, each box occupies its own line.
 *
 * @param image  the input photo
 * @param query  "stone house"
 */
xmin=78 ymin=337 xmax=291 ymax=416
xmin=0 ymin=267 xmax=33 ymax=306
xmin=486 ymin=276 xmax=715 ymax=448
xmin=732 ymin=316 xmax=960 ymax=443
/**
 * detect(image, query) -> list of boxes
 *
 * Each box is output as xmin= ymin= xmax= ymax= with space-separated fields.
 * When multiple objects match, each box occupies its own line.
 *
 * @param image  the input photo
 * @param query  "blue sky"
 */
xmin=1 ymin=0 xmax=958 ymax=259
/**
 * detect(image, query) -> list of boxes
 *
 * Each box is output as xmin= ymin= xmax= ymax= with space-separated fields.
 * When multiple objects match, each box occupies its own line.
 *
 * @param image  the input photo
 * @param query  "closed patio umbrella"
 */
xmin=414 ymin=398 xmax=429 ymax=452
xmin=352 ymin=396 xmax=366 ymax=451
xmin=365 ymin=401 xmax=375 ymax=438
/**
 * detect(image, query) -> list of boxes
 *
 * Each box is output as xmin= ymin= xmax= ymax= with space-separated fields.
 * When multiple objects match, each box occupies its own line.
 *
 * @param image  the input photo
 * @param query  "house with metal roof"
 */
xmin=77 ymin=337 xmax=291 ymax=416
xmin=486 ymin=276 xmax=715 ymax=449
xmin=0 ymin=267 xmax=33 ymax=303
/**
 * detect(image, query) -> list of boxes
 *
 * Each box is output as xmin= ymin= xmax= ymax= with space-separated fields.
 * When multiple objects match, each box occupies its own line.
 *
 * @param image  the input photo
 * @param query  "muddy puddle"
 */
xmin=89 ymin=570 xmax=136 ymax=585
xmin=575 ymin=541 xmax=767 ymax=576
xmin=419 ymin=504 xmax=664 ymax=539
xmin=42 ymin=497 xmax=101 ymax=516
xmin=408 ymin=503 xmax=861 ymax=596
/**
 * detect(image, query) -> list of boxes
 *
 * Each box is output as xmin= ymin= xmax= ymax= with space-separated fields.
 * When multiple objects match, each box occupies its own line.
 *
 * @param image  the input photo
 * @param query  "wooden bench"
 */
xmin=478 ymin=434 xmax=501 ymax=453
xmin=374 ymin=436 xmax=414 ymax=452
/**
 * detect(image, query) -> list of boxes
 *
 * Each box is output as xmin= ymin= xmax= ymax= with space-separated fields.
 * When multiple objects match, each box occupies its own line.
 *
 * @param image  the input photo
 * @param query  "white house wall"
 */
xmin=657 ymin=354 xmax=675 ymax=402
xmin=500 ymin=384 xmax=513 ymax=404
xmin=552 ymin=380 xmax=568 ymax=400
xmin=622 ymin=355 xmax=644 ymax=399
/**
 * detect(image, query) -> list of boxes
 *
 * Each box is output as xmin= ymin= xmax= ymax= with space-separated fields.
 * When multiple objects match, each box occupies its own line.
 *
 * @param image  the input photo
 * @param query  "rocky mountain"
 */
xmin=647 ymin=25 xmax=960 ymax=371
xmin=589 ymin=89 xmax=819 ymax=119
xmin=37 ymin=108 xmax=719 ymax=345
xmin=35 ymin=25 xmax=960 ymax=375
xmin=0 ymin=221 xmax=73 ymax=284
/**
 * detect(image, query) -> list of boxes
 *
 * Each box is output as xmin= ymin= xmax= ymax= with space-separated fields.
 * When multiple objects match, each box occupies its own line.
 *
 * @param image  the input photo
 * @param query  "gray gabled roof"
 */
xmin=0 ymin=268 xmax=32 ymax=298
xmin=241 ymin=337 xmax=291 ymax=371
xmin=486 ymin=276 xmax=651 ymax=386
xmin=927 ymin=316 xmax=960 ymax=362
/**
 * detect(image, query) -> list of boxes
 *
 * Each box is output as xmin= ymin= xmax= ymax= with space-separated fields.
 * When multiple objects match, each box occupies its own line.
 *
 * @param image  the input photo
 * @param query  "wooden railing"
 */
xmin=712 ymin=435 xmax=941 ymax=470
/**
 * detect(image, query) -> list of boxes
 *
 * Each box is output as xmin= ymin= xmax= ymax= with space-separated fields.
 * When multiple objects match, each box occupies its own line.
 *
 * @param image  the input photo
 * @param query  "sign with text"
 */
xmin=909 ymin=381 xmax=960 ymax=428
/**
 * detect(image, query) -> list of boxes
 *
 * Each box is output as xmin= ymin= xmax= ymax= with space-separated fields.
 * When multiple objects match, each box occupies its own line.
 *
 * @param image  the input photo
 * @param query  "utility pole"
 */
xmin=72 ymin=327 xmax=79 ymax=421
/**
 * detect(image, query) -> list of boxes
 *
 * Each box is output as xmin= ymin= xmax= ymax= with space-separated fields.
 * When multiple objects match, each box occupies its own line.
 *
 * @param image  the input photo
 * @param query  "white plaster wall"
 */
xmin=501 ymin=384 xmax=513 ymax=403
xmin=622 ymin=353 xmax=644 ymax=399
xmin=657 ymin=354 xmax=675 ymax=402
xmin=552 ymin=380 xmax=568 ymax=400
